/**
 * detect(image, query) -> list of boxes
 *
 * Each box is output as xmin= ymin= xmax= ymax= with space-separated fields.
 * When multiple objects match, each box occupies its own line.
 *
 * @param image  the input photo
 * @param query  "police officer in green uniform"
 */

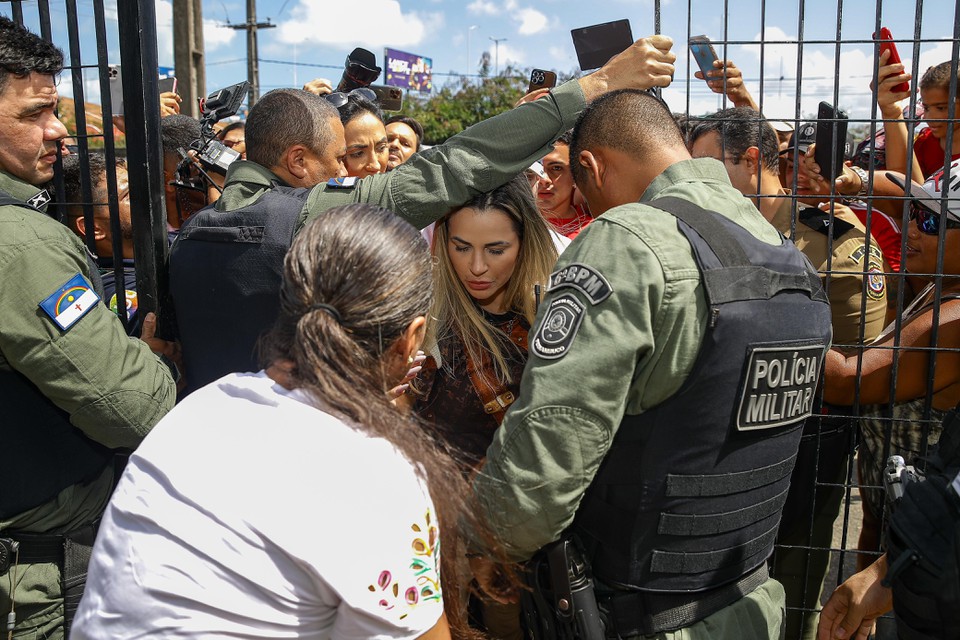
xmin=687 ymin=109 xmax=888 ymax=640
xmin=0 ymin=18 xmax=176 ymax=639
xmin=171 ymin=35 xmax=678 ymax=390
xmin=468 ymin=90 xmax=833 ymax=639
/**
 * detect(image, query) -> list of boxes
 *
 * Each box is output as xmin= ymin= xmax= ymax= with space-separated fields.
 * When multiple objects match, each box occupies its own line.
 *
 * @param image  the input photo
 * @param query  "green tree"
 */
xmin=400 ymin=65 xmax=581 ymax=145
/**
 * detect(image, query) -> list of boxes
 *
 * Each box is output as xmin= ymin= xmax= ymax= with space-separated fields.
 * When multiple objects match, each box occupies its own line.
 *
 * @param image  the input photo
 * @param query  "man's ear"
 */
xmin=71 ymin=216 xmax=107 ymax=241
xmin=743 ymin=146 xmax=761 ymax=171
xmin=283 ymin=145 xmax=309 ymax=180
xmin=578 ymin=149 xmax=604 ymax=191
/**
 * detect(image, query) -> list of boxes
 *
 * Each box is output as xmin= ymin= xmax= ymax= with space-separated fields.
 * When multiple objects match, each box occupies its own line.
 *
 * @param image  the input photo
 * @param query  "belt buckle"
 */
xmin=483 ymin=391 xmax=515 ymax=414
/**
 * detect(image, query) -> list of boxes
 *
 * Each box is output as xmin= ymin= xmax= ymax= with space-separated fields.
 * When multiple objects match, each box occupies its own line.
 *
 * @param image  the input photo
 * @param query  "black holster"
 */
xmin=520 ymin=537 xmax=606 ymax=640
xmin=2 ymin=521 xmax=99 ymax=637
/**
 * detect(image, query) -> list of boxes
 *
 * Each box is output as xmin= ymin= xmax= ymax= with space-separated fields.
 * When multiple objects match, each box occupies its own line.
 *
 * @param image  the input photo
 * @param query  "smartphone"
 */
xmin=873 ymin=27 xmax=911 ymax=94
xmin=571 ymin=19 xmax=633 ymax=71
xmin=108 ymin=64 xmax=124 ymax=116
xmin=109 ymin=67 xmax=178 ymax=116
xmin=528 ymin=69 xmax=558 ymax=93
xmin=815 ymin=101 xmax=849 ymax=181
xmin=689 ymin=35 xmax=719 ymax=78
xmin=159 ymin=76 xmax=178 ymax=95
xmin=370 ymin=85 xmax=403 ymax=111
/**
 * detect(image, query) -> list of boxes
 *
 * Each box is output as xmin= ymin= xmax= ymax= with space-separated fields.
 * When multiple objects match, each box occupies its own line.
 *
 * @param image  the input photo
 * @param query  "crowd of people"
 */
xmin=1 ymin=12 xmax=959 ymax=640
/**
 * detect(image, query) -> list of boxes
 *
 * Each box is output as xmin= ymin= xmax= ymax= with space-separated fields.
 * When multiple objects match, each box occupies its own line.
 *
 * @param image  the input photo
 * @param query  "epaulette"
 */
xmin=798 ymin=207 xmax=855 ymax=240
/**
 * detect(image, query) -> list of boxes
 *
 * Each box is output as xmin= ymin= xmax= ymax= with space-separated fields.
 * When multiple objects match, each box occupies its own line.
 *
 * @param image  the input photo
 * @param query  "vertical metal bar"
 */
xmin=93 ymin=0 xmax=129 ymax=331
xmin=36 ymin=0 xmax=52 ymax=42
xmin=10 ymin=1 xmax=23 ymax=25
xmin=684 ymin=0 xmax=692 ymax=117
xmin=118 ymin=0 xmax=166 ymax=316
xmin=758 ymin=0 xmax=766 ymax=114
xmin=65 ymin=0 xmax=97 ymax=258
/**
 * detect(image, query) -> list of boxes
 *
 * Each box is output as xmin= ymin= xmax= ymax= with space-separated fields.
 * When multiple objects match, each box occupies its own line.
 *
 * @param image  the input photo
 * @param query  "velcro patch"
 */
xmin=39 ymin=273 xmax=101 ymax=331
xmin=547 ymin=263 xmax=612 ymax=304
xmin=735 ymin=343 xmax=825 ymax=431
xmin=326 ymin=177 xmax=358 ymax=189
xmin=531 ymin=294 xmax=585 ymax=360
xmin=26 ymin=189 xmax=50 ymax=210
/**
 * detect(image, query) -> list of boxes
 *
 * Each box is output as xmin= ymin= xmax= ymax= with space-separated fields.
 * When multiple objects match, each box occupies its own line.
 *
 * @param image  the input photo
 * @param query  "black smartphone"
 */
xmin=370 ymin=85 xmax=403 ymax=111
xmin=528 ymin=69 xmax=558 ymax=93
xmin=815 ymin=102 xmax=849 ymax=181
xmin=571 ymin=19 xmax=633 ymax=71
xmin=689 ymin=35 xmax=719 ymax=78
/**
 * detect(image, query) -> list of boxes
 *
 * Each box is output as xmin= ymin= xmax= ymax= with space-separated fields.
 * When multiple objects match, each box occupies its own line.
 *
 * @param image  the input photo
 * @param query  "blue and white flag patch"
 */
xmin=327 ymin=176 xmax=358 ymax=189
xmin=39 ymin=273 xmax=101 ymax=331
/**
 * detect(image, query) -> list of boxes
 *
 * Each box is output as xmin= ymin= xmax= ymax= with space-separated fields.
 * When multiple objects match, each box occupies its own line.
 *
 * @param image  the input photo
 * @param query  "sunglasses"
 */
xmin=910 ymin=201 xmax=960 ymax=235
xmin=323 ymin=87 xmax=377 ymax=109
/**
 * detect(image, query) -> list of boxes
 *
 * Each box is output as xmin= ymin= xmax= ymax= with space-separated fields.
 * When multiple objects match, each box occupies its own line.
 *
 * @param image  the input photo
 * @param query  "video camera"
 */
xmin=190 ymin=80 xmax=248 ymax=176
xmin=337 ymin=48 xmax=381 ymax=92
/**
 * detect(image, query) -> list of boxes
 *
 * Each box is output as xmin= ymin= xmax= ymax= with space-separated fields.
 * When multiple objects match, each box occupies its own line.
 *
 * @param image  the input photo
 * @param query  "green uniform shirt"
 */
xmin=307 ymin=80 xmax=585 ymax=229
xmin=471 ymin=158 xmax=785 ymax=562
xmin=0 ymin=169 xmax=175 ymax=532
xmin=770 ymin=198 xmax=886 ymax=345
xmin=217 ymin=80 xmax=585 ymax=227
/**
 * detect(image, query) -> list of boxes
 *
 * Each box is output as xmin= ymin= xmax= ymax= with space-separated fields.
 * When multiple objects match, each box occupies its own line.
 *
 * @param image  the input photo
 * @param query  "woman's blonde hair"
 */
xmin=428 ymin=174 xmax=559 ymax=384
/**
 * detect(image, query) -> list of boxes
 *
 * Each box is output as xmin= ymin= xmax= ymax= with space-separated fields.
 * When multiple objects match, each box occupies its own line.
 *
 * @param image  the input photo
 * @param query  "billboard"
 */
xmin=384 ymin=47 xmax=433 ymax=94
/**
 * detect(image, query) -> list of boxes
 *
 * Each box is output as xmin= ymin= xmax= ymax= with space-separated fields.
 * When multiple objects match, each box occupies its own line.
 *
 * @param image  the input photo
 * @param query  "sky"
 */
xmin=4 ymin=0 xmax=960 ymax=122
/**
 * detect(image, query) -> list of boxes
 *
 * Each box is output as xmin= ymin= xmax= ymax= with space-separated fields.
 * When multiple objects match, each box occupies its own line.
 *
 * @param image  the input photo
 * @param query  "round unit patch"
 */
xmin=531 ymin=294 xmax=586 ymax=360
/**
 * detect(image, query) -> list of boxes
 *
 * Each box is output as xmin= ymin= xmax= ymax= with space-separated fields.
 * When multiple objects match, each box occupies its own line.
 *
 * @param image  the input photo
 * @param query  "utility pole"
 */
xmin=173 ymin=0 xmax=205 ymax=118
xmin=489 ymin=37 xmax=506 ymax=76
xmin=228 ymin=0 xmax=275 ymax=107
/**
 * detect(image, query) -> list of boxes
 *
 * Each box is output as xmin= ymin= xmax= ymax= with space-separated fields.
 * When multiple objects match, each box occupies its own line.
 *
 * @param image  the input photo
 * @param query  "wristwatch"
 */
xmin=849 ymin=165 xmax=870 ymax=199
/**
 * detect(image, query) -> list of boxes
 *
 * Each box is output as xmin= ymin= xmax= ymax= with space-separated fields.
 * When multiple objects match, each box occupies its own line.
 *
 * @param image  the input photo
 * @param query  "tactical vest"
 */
xmin=573 ymin=197 xmax=832 ymax=593
xmin=0 ymin=191 xmax=113 ymax=518
xmin=169 ymin=184 xmax=309 ymax=394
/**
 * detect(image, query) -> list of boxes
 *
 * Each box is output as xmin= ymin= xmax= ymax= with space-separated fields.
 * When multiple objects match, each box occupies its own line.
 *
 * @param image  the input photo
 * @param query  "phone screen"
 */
xmin=815 ymin=102 xmax=849 ymax=182
xmin=571 ymin=19 xmax=633 ymax=71
xmin=689 ymin=36 xmax=719 ymax=77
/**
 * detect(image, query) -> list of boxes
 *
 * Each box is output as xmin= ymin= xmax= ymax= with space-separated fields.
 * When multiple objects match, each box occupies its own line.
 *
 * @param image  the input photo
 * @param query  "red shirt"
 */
xmin=544 ymin=205 xmax=593 ymax=239
xmin=914 ymin=127 xmax=960 ymax=178
xmin=846 ymin=202 xmax=902 ymax=274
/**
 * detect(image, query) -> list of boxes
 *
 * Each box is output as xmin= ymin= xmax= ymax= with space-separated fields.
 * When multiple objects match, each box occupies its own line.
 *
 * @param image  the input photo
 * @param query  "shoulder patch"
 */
xmin=26 ymin=189 xmax=50 ymax=210
xmin=547 ymin=263 xmax=612 ymax=305
xmin=798 ymin=207 xmax=855 ymax=240
xmin=326 ymin=177 xmax=358 ymax=189
xmin=39 ymin=273 xmax=101 ymax=331
xmin=531 ymin=294 xmax=586 ymax=360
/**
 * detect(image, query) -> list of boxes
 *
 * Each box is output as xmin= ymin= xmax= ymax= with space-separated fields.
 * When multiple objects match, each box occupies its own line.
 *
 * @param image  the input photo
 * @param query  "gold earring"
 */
xmin=407 ymin=355 xmax=415 ymax=364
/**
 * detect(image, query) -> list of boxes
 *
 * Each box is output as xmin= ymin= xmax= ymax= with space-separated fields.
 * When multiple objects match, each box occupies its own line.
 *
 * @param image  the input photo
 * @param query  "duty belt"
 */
xmin=601 ymin=563 xmax=769 ymax=636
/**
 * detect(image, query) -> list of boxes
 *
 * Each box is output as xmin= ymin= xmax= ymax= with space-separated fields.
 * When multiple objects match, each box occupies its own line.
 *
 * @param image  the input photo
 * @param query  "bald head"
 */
xmin=569 ymin=89 xmax=686 ymax=189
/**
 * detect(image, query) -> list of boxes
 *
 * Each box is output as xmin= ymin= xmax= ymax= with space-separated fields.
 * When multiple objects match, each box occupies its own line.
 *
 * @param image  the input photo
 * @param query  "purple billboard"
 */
xmin=384 ymin=47 xmax=433 ymax=94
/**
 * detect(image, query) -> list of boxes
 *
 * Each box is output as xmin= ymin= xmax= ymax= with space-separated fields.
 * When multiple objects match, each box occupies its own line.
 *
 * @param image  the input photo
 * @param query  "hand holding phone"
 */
xmin=689 ymin=35 xmax=719 ymax=78
xmin=814 ymin=101 xmax=849 ymax=182
xmin=874 ymin=27 xmax=911 ymax=94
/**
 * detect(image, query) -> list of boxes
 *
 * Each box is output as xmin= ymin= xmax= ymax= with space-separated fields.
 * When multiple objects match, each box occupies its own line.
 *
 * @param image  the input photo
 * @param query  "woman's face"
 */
xmin=221 ymin=127 xmax=246 ymax=159
xmin=446 ymin=207 xmax=521 ymax=315
xmin=343 ymin=113 xmax=388 ymax=178
xmin=905 ymin=206 xmax=960 ymax=277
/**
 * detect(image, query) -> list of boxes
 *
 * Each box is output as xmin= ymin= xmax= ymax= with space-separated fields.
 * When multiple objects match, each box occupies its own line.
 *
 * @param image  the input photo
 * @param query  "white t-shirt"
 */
xmin=72 ymin=372 xmax=443 ymax=640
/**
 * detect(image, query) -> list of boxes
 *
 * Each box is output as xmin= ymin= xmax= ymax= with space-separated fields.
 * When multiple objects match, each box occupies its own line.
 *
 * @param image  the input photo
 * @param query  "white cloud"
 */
xmin=467 ymin=0 xmax=500 ymax=16
xmin=276 ymin=0 xmax=435 ymax=48
xmin=516 ymin=8 xmax=548 ymax=35
xmin=203 ymin=19 xmax=236 ymax=51
xmin=486 ymin=42 xmax=526 ymax=69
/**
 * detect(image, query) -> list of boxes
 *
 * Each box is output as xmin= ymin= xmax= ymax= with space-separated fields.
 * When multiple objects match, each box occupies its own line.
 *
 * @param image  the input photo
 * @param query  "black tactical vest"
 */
xmin=0 ymin=191 xmax=113 ymax=518
xmin=574 ymin=197 xmax=833 ymax=593
xmin=169 ymin=185 xmax=308 ymax=394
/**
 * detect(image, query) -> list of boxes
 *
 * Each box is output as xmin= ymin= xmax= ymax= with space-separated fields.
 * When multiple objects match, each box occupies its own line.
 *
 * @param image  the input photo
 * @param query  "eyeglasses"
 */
xmin=909 ymin=201 xmax=960 ymax=235
xmin=323 ymin=87 xmax=377 ymax=109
